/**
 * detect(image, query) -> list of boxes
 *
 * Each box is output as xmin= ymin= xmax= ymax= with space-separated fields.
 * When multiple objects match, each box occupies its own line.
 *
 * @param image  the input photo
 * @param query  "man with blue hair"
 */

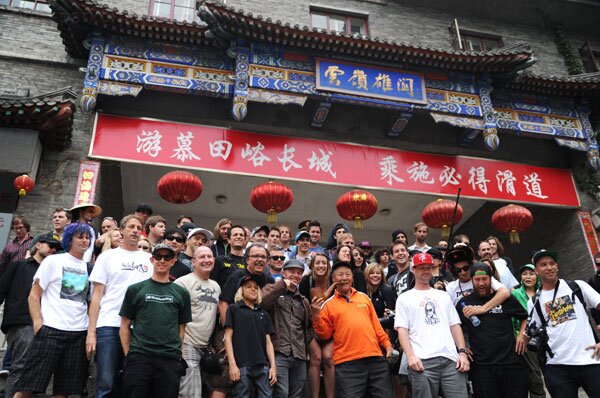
xmin=14 ymin=222 xmax=92 ymax=398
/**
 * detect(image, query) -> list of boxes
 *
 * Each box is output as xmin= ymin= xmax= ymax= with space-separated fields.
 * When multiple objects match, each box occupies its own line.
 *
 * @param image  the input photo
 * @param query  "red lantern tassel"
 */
xmin=267 ymin=209 xmax=278 ymax=224
xmin=354 ymin=217 xmax=363 ymax=230
xmin=509 ymin=230 xmax=520 ymax=244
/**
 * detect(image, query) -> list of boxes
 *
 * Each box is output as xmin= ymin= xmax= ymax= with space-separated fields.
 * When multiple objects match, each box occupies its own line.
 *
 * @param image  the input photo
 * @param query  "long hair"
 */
xmin=333 ymin=245 xmax=356 ymax=268
xmin=309 ymin=253 xmax=331 ymax=280
xmin=234 ymin=284 xmax=262 ymax=304
xmin=213 ymin=218 xmax=233 ymax=241
xmin=101 ymin=230 xmax=122 ymax=253
xmin=62 ymin=223 xmax=93 ymax=252
xmin=486 ymin=235 xmax=505 ymax=257
xmin=365 ymin=263 xmax=386 ymax=297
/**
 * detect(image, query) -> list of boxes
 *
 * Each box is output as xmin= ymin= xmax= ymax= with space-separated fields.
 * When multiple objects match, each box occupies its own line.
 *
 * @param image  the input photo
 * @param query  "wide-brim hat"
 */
xmin=445 ymin=243 xmax=474 ymax=266
xmin=69 ymin=203 xmax=102 ymax=218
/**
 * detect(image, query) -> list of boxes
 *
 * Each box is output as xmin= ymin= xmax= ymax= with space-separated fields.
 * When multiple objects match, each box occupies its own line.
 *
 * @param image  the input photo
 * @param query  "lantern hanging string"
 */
xmin=444 ymin=188 xmax=462 ymax=248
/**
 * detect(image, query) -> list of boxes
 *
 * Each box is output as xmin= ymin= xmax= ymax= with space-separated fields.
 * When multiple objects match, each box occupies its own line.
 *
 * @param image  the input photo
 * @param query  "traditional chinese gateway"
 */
xmin=1 ymin=0 xmax=600 ymax=276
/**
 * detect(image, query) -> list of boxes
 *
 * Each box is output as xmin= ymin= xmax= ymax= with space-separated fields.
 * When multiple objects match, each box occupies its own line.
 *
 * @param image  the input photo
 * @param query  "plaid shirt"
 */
xmin=0 ymin=234 xmax=33 ymax=274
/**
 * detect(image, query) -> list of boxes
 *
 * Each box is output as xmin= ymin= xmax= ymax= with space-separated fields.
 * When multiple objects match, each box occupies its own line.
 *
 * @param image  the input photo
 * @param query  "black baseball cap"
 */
xmin=470 ymin=262 xmax=493 ymax=278
xmin=237 ymin=273 xmax=264 ymax=289
xmin=532 ymin=249 xmax=558 ymax=266
xmin=37 ymin=233 xmax=62 ymax=250
xmin=331 ymin=261 xmax=352 ymax=272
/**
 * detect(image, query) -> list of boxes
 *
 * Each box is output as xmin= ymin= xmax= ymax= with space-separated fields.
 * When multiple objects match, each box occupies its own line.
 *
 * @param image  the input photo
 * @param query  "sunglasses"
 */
xmin=138 ymin=245 xmax=150 ymax=250
xmin=153 ymin=253 xmax=175 ymax=261
xmin=456 ymin=266 xmax=471 ymax=273
xmin=165 ymin=235 xmax=185 ymax=243
xmin=271 ymin=256 xmax=286 ymax=261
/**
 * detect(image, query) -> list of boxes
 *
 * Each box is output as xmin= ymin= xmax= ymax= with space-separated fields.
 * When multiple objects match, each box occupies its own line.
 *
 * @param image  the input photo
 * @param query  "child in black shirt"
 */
xmin=224 ymin=274 xmax=276 ymax=398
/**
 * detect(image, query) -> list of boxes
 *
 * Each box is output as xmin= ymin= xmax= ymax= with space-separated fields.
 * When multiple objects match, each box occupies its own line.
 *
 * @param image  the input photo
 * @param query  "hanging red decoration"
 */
xmin=422 ymin=198 xmax=463 ymax=240
xmin=491 ymin=204 xmax=533 ymax=244
xmin=14 ymin=174 xmax=34 ymax=197
xmin=250 ymin=180 xmax=293 ymax=224
xmin=157 ymin=171 xmax=203 ymax=204
xmin=336 ymin=190 xmax=378 ymax=229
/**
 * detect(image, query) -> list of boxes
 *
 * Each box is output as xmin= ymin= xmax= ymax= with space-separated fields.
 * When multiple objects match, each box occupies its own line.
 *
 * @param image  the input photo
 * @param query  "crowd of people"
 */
xmin=0 ymin=202 xmax=600 ymax=398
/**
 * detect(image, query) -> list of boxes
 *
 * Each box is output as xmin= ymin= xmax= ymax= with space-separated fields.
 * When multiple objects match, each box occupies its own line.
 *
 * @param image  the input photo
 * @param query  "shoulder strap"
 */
xmin=566 ymin=280 xmax=586 ymax=308
xmin=566 ymin=280 xmax=599 ymax=343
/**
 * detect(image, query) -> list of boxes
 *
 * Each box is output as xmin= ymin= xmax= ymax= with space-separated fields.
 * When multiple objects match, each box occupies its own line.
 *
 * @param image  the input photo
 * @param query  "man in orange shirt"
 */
xmin=311 ymin=261 xmax=394 ymax=397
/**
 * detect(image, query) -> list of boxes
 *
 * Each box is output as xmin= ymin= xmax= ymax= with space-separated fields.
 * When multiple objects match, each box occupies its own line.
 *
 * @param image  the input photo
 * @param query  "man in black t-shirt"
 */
xmin=211 ymin=225 xmax=247 ymax=288
xmin=457 ymin=262 xmax=528 ymax=398
xmin=217 ymin=244 xmax=274 ymax=325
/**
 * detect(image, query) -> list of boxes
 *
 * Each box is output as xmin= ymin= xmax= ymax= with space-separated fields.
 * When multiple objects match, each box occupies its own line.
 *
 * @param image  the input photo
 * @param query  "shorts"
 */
xmin=15 ymin=325 xmax=88 ymax=396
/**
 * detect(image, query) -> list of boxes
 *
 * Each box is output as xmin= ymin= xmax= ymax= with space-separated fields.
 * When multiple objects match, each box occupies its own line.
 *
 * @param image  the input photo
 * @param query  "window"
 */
xmin=580 ymin=41 xmax=600 ymax=73
xmin=310 ymin=10 xmax=368 ymax=36
xmin=448 ymin=20 xmax=503 ymax=52
xmin=0 ymin=0 xmax=51 ymax=12
xmin=149 ymin=0 xmax=199 ymax=23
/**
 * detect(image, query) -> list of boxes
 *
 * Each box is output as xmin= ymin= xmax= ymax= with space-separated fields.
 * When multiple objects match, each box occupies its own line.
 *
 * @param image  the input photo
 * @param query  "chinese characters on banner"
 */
xmin=316 ymin=58 xmax=427 ymax=104
xmin=73 ymin=161 xmax=100 ymax=207
xmin=577 ymin=211 xmax=600 ymax=266
xmin=90 ymin=114 xmax=580 ymax=207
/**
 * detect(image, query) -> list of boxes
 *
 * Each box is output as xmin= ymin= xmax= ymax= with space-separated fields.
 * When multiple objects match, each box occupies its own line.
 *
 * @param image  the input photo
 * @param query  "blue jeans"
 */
xmin=273 ymin=353 xmax=306 ymax=398
xmin=96 ymin=327 xmax=124 ymax=398
xmin=231 ymin=364 xmax=272 ymax=398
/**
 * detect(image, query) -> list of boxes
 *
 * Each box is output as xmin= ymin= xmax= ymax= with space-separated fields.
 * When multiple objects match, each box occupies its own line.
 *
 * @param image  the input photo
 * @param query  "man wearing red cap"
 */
xmin=395 ymin=253 xmax=470 ymax=398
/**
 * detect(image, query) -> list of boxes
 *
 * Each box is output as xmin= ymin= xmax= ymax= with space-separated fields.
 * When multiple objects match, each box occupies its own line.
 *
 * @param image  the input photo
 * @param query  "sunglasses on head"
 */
xmin=271 ymin=256 xmax=286 ymax=261
xmin=165 ymin=235 xmax=185 ymax=243
xmin=153 ymin=253 xmax=175 ymax=261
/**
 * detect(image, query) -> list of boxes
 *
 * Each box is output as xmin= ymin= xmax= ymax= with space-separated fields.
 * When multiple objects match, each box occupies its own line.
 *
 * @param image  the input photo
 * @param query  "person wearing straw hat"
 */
xmin=70 ymin=202 xmax=102 ymax=263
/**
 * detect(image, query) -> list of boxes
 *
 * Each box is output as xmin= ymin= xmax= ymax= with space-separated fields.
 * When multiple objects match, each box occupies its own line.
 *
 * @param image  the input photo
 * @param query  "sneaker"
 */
xmin=0 ymin=369 xmax=9 ymax=376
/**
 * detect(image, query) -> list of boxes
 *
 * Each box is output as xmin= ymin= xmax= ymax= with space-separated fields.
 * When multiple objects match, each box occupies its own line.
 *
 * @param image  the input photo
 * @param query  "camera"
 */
xmin=525 ymin=321 xmax=548 ymax=352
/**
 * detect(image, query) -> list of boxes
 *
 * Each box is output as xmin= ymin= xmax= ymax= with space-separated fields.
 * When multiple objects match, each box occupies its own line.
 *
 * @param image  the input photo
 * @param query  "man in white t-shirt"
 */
xmin=527 ymin=249 xmax=600 ymax=396
xmin=14 ymin=222 xmax=93 ymax=398
xmin=86 ymin=214 xmax=153 ymax=398
xmin=174 ymin=246 xmax=220 ymax=398
xmin=445 ymin=244 xmax=510 ymax=316
xmin=395 ymin=252 xmax=470 ymax=398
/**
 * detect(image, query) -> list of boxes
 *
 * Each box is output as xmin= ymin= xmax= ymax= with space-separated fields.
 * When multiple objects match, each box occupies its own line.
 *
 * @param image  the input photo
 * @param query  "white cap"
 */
xmin=187 ymin=228 xmax=213 ymax=241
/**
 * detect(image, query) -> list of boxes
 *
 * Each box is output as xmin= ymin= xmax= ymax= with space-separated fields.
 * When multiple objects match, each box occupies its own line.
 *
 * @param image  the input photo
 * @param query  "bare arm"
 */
xmin=179 ymin=324 xmax=186 ymax=354
xmin=463 ymin=286 xmax=510 ymax=317
xmin=450 ymin=324 xmax=470 ymax=372
xmin=397 ymin=327 xmax=423 ymax=372
xmin=120 ymin=316 xmax=133 ymax=356
xmin=218 ymin=300 xmax=229 ymax=326
xmin=224 ymin=327 xmax=240 ymax=382
xmin=28 ymin=281 xmax=44 ymax=335
xmin=266 ymin=334 xmax=277 ymax=385
xmin=86 ymin=283 xmax=105 ymax=359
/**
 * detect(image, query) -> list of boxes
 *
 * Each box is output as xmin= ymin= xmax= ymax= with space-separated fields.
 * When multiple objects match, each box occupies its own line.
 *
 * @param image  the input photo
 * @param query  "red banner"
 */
xmin=90 ymin=114 xmax=580 ymax=207
xmin=73 ymin=160 xmax=101 ymax=207
xmin=578 ymin=211 xmax=600 ymax=267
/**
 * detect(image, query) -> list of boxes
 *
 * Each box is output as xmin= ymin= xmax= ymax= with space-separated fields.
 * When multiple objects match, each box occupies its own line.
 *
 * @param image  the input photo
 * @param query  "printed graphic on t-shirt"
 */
xmin=60 ymin=266 xmax=89 ymax=303
xmin=192 ymin=285 xmax=219 ymax=310
xmin=545 ymin=295 xmax=577 ymax=327
xmin=146 ymin=294 xmax=174 ymax=303
xmin=121 ymin=261 xmax=149 ymax=273
xmin=424 ymin=301 xmax=440 ymax=325
xmin=395 ymin=272 xmax=409 ymax=295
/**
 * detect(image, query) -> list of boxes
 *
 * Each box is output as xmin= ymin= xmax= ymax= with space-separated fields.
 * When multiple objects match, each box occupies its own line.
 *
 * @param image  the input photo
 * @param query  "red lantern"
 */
xmin=336 ymin=190 xmax=378 ymax=229
xmin=14 ymin=174 xmax=34 ymax=197
xmin=157 ymin=171 xmax=203 ymax=204
xmin=491 ymin=204 xmax=533 ymax=244
xmin=422 ymin=199 xmax=463 ymax=240
xmin=250 ymin=180 xmax=293 ymax=224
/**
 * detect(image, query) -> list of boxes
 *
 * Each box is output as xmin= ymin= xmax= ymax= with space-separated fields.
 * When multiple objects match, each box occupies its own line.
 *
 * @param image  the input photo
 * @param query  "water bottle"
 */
xmin=461 ymin=302 xmax=481 ymax=327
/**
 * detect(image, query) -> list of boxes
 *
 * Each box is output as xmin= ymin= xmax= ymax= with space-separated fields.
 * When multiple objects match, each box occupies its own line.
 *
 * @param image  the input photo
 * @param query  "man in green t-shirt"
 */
xmin=119 ymin=243 xmax=192 ymax=398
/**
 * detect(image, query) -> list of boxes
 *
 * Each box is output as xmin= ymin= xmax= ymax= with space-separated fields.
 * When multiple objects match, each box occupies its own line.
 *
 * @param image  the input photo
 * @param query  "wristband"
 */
xmin=457 ymin=348 xmax=467 ymax=354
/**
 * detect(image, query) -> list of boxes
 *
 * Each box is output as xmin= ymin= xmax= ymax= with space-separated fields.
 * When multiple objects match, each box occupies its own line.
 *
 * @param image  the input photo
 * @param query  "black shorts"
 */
xmin=15 ymin=326 xmax=88 ymax=395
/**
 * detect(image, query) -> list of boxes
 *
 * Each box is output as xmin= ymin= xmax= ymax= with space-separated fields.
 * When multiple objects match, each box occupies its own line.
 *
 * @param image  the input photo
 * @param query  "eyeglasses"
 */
xmin=248 ymin=255 xmax=268 ymax=260
xmin=165 ymin=235 xmax=185 ymax=243
xmin=271 ymin=256 xmax=286 ymax=261
xmin=456 ymin=266 xmax=471 ymax=273
xmin=153 ymin=253 xmax=175 ymax=261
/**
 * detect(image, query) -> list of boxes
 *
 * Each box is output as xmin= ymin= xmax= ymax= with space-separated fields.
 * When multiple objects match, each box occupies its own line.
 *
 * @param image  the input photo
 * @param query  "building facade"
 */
xmin=1 ymin=0 xmax=600 ymax=277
